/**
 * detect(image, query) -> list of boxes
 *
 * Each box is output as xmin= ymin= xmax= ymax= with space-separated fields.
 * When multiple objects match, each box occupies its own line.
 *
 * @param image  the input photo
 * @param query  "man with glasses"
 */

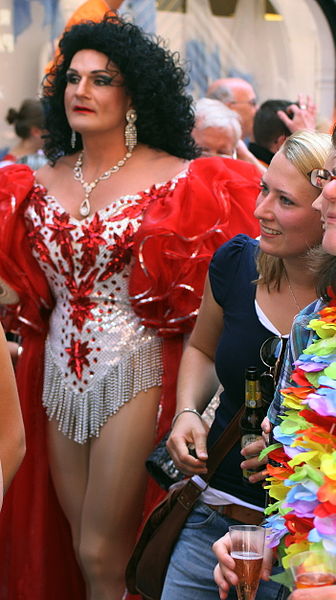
xmin=207 ymin=77 xmax=258 ymax=140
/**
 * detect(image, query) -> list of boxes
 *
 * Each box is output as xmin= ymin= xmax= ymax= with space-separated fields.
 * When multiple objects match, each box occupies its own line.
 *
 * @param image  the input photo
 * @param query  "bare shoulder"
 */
xmin=140 ymin=147 xmax=190 ymax=181
xmin=35 ymin=155 xmax=76 ymax=188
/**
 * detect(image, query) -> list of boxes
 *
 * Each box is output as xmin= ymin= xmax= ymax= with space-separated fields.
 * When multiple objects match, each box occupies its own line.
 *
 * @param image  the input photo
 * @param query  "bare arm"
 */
xmin=0 ymin=324 xmax=25 ymax=492
xmin=236 ymin=140 xmax=267 ymax=175
xmin=167 ymin=275 xmax=223 ymax=475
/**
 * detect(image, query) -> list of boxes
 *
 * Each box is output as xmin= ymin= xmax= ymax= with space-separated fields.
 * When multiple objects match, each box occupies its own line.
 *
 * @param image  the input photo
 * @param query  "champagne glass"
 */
xmin=288 ymin=549 xmax=336 ymax=589
xmin=229 ymin=524 xmax=265 ymax=600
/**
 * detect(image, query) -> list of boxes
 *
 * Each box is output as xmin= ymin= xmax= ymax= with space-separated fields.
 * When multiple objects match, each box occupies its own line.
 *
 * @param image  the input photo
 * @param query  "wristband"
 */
xmin=171 ymin=408 xmax=203 ymax=429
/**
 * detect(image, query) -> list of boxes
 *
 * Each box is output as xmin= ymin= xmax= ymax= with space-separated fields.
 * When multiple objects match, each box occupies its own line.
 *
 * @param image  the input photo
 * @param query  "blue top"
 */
xmin=206 ymin=234 xmax=274 ymax=507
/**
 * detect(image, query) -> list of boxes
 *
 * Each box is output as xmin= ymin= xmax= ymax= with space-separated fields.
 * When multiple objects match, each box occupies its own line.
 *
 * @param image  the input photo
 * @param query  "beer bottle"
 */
xmin=240 ymin=366 xmax=264 ymax=482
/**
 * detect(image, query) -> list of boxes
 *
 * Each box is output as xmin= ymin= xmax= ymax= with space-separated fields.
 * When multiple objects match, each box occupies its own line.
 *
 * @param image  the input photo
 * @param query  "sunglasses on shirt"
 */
xmin=259 ymin=336 xmax=287 ymax=406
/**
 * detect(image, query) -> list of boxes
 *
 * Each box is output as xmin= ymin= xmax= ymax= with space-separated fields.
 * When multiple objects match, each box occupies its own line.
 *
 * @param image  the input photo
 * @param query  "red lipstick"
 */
xmin=73 ymin=105 xmax=94 ymax=113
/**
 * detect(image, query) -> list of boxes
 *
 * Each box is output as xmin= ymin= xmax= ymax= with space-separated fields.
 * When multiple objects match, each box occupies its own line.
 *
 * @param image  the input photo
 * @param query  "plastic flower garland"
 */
xmin=264 ymin=293 xmax=336 ymax=569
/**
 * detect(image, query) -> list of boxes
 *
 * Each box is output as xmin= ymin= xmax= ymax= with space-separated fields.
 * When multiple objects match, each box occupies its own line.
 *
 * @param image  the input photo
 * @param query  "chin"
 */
xmin=259 ymin=237 xmax=281 ymax=254
xmin=322 ymin=234 xmax=336 ymax=257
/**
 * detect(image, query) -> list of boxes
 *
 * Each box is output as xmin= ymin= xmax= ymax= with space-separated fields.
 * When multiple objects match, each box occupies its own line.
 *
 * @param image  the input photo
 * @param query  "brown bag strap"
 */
xmin=174 ymin=404 xmax=245 ymax=509
xmin=204 ymin=404 xmax=245 ymax=482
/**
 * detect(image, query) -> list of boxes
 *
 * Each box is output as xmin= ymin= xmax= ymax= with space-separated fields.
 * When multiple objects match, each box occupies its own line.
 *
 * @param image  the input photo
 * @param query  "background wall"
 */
xmin=0 ymin=0 xmax=334 ymax=149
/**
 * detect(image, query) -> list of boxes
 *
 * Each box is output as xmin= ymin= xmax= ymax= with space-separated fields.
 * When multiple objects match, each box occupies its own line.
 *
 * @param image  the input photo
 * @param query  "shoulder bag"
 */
xmin=126 ymin=405 xmax=244 ymax=600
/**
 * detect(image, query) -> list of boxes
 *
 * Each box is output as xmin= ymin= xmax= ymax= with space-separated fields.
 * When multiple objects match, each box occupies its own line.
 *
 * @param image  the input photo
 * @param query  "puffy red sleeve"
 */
xmin=0 ymin=164 xmax=53 ymax=334
xmin=129 ymin=156 xmax=260 ymax=335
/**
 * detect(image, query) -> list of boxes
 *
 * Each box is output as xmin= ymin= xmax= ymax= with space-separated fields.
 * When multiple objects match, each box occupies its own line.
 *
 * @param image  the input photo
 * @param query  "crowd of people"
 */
xmin=0 ymin=5 xmax=335 ymax=600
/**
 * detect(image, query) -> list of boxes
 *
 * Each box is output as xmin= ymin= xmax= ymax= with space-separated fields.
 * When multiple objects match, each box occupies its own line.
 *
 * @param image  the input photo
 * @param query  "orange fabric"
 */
xmin=65 ymin=0 xmax=117 ymax=28
xmin=45 ymin=0 xmax=118 ymax=74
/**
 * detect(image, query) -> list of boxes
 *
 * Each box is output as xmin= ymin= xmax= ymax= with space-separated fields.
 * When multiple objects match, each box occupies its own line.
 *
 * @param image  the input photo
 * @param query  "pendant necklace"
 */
xmin=284 ymin=268 xmax=301 ymax=313
xmin=73 ymin=149 xmax=133 ymax=217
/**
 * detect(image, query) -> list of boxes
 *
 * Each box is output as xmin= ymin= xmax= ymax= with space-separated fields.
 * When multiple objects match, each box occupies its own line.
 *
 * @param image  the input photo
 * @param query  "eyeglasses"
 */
xmin=230 ymin=98 xmax=257 ymax=107
xmin=308 ymin=168 xmax=336 ymax=189
xmin=259 ymin=336 xmax=287 ymax=406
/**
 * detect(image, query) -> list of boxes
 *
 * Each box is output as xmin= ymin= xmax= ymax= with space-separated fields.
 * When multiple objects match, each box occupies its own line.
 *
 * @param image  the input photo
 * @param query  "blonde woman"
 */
xmin=163 ymin=130 xmax=331 ymax=600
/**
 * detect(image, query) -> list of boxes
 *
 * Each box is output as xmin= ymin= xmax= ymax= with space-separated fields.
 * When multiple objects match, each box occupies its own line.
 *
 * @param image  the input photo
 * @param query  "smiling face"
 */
xmin=312 ymin=149 xmax=336 ymax=256
xmin=64 ymin=49 xmax=131 ymax=138
xmin=254 ymin=151 xmax=323 ymax=259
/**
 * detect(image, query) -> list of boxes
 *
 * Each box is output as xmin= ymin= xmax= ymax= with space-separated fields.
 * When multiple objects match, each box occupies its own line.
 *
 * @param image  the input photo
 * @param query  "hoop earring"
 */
xmin=125 ymin=109 xmax=137 ymax=153
xmin=70 ymin=130 xmax=76 ymax=149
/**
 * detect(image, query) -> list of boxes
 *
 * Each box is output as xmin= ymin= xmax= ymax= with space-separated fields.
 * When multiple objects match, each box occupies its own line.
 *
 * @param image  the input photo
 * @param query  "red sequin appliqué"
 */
xmin=26 ymin=218 xmax=58 ymax=271
xmin=67 ymin=269 xmax=99 ymax=332
xmin=65 ymin=337 xmax=92 ymax=380
xmin=48 ymin=211 xmax=76 ymax=268
xmin=78 ymin=214 xmax=107 ymax=277
xmin=108 ymin=183 xmax=171 ymax=223
xmin=98 ymin=223 xmax=135 ymax=282
xmin=27 ymin=185 xmax=48 ymax=223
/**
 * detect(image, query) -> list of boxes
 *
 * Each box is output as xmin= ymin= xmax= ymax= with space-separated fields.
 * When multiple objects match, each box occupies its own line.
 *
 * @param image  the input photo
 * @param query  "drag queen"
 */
xmin=0 ymin=15 xmax=260 ymax=600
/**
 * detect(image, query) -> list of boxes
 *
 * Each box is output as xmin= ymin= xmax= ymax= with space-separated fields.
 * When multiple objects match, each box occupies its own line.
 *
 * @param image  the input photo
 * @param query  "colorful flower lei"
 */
xmin=264 ymin=292 xmax=336 ymax=568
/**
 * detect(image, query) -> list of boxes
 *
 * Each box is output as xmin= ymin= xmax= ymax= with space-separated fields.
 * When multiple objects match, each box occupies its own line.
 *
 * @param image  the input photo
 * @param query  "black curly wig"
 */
xmin=42 ymin=15 xmax=199 ymax=163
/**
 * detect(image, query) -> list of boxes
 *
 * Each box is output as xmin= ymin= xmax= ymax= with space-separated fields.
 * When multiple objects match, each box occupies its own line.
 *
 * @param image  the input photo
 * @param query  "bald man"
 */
xmin=207 ymin=77 xmax=258 ymax=139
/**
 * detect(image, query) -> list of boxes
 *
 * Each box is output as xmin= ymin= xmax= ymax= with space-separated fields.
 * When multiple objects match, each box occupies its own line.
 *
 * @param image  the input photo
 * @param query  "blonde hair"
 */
xmin=257 ymin=129 xmax=331 ymax=290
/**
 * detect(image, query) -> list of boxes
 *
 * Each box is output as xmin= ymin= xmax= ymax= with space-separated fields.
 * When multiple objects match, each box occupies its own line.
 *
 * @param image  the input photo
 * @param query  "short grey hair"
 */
xmin=194 ymin=98 xmax=242 ymax=140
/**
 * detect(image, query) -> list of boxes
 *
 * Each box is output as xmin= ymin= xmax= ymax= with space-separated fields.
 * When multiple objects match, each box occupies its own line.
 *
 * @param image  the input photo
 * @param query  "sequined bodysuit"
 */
xmin=24 ymin=178 xmax=185 ymax=443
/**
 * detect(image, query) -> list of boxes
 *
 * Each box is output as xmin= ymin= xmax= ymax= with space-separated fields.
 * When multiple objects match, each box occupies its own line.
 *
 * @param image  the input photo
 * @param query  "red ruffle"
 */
xmin=129 ymin=157 xmax=260 ymax=335
xmin=0 ymin=165 xmax=85 ymax=599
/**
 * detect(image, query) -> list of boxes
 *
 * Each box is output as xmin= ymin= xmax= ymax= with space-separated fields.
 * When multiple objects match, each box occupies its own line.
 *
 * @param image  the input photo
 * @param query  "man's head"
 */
xmin=192 ymin=98 xmax=241 ymax=157
xmin=253 ymin=99 xmax=295 ymax=153
xmin=207 ymin=77 xmax=257 ymax=138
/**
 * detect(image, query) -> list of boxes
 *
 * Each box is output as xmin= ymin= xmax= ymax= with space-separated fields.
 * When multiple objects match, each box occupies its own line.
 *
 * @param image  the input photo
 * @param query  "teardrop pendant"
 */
xmin=73 ymin=148 xmax=134 ymax=219
xmin=79 ymin=198 xmax=91 ymax=217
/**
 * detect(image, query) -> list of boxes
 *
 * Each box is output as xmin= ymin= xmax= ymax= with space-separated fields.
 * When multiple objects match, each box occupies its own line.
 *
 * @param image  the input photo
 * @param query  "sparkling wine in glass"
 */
xmin=288 ymin=549 xmax=336 ymax=590
xmin=229 ymin=525 xmax=265 ymax=600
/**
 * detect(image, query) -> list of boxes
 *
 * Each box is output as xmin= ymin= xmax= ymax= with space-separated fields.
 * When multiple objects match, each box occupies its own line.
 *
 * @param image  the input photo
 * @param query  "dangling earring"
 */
xmin=70 ymin=130 xmax=76 ymax=149
xmin=125 ymin=109 xmax=137 ymax=153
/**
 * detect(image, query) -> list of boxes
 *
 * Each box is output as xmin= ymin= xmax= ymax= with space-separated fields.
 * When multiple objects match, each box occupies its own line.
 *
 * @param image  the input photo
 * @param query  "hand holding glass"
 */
xmin=229 ymin=525 xmax=265 ymax=600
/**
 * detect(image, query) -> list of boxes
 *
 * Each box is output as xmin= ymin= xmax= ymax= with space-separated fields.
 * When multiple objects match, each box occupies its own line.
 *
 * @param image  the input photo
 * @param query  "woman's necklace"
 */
xmin=73 ymin=149 xmax=133 ymax=217
xmin=283 ymin=268 xmax=301 ymax=313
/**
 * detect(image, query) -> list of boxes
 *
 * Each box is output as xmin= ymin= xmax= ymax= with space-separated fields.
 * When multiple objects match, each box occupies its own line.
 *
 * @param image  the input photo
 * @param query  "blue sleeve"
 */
xmin=209 ymin=234 xmax=258 ymax=307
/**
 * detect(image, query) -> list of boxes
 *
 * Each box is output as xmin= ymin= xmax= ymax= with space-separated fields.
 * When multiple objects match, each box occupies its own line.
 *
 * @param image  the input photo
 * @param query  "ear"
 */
xmin=30 ymin=126 xmax=42 ymax=139
xmin=269 ymin=134 xmax=286 ymax=153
